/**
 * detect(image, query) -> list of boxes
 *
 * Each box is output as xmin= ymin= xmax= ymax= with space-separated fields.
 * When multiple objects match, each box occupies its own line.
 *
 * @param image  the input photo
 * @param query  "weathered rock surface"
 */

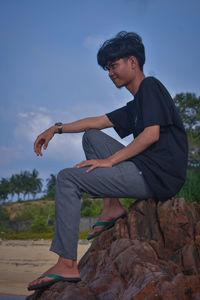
xmin=26 ymin=198 xmax=200 ymax=300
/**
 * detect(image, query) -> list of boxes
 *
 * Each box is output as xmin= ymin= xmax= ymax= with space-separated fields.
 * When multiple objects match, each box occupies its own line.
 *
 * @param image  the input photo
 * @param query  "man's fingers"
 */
xmin=43 ymin=141 xmax=49 ymax=150
xmin=34 ymin=137 xmax=47 ymax=155
xmin=86 ymin=165 xmax=96 ymax=173
xmin=43 ymin=135 xmax=52 ymax=150
xmin=35 ymin=147 xmax=43 ymax=156
xmin=74 ymin=160 xmax=93 ymax=168
xmin=74 ymin=162 xmax=83 ymax=168
xmin=33 ymin=129 xmax=54 ymax=157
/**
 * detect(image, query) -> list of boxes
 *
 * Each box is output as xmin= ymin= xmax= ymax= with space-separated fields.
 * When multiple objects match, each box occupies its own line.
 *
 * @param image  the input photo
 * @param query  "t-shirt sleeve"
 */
xmin=106 ymin=101 xmax=134 ymax=138
xmin=140 ymin=78 xmax=173 ymax=128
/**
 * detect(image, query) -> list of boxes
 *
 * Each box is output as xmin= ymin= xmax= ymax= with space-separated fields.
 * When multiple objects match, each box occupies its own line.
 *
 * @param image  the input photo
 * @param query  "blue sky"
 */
xmin=1 ymin=0 xmax=200 ymax=187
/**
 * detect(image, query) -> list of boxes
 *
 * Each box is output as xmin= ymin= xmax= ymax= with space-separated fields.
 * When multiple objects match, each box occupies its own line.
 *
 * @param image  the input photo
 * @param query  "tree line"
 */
xmin=0 ymin=93 xmax=199 ymax=203
xmin=174 ymin=92 xmax=200 ymax=164
xmin=0 ymin=169 xmax=42 ymax=202
xmin=0 ymin=170 xmax=56 ymax=203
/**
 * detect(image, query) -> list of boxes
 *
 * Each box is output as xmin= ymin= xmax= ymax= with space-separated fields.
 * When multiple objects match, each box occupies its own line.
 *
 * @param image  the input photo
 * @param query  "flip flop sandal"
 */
xmin=27 ymin=274 xmax=81 ymax=291
xmin=87 ymin=213 xmax=127 ymax=240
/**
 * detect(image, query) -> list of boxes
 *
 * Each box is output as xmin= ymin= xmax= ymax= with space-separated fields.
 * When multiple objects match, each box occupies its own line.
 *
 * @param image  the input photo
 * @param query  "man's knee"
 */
xmin=56 ymin=168 xmax=72 ymax=184
xmin=82 ymin=128 xmax=101 ymax=146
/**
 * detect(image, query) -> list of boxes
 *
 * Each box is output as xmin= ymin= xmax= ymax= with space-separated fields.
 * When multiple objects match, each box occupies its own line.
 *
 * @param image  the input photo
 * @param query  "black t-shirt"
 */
xmin=106 ymin=77 xmax=188 ymax=201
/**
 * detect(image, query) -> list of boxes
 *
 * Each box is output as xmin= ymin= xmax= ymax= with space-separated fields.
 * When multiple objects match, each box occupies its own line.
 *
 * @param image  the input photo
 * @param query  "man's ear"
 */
xmin=129 ymin=56 xmax=137 ymax=69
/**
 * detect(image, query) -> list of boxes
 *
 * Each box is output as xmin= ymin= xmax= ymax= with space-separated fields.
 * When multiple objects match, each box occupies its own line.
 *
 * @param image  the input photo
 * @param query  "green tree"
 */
xmin=174 ymin=93 xmax=200 ymax=130
xmin=20 ymin=171 xmax=31 ymax=200
xmin=10 ymin=174 xmax=22 ymax=201
xmin=174 ymin=93 xmax=200 ymax=163
xmin=46 ymin=174 xmax=56 ymax=199
xmin=19 ymin=169 xmax=42 ymax=200
xmin=0 ymin=178 xmax=10 ymax=202
xmin=30 ymin=169 xmax=43 ymax=199
xmin=0 ymin=169 xmax=43 ymax=202
xmin=177 ymin=167 xmax=200 ymax=202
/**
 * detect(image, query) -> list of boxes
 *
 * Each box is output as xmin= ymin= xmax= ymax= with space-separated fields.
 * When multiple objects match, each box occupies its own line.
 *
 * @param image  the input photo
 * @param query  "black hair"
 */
xmin=97 ymin=31 xmax=145 ymax=71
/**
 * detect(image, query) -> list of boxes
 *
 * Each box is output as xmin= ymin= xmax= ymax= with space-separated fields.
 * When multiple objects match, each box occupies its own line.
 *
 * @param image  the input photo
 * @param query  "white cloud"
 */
xmin=39 ymin=107 xmax=49 ymax=113
xmin=14 ymin=112 xmax=52 ymax=143
xmin=18 ymin=112 xmax=29 ymax=118
xmin=9 ymin=101 xmax=131 ymax=171
xmin=83 ymin=35 xmax=104 ymax=50
xmin=13 ymin=106 xmax=90 ymax=163
xmin=46 ymin=133 xmax=84 ymax=163
xmin=0 ymin=104 xmax=133 ymax=180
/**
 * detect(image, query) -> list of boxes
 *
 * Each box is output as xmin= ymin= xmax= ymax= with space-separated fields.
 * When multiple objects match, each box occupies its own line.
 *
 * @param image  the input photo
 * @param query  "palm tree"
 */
xmin=0 ymin=178 xmax=9 ymax=203
xmin=46 ymin=174 xmax=56 ymax=199
xmin=19 ymin=170 xmax=42 ymax=200
xmin=10 ymin=174 xmax=21 ymax=201
xmin=30 ymin=169 xmax=43 ymax=199
xmin=20 ymin=171 xmax=30 ymax=200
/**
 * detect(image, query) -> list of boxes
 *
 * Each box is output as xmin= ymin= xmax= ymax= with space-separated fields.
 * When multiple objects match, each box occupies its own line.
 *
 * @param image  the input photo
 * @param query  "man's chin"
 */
xmin=113 ymin=81 xmax=124 ymax=89
xmin=115 ymin=83 xmax=124 ymax=89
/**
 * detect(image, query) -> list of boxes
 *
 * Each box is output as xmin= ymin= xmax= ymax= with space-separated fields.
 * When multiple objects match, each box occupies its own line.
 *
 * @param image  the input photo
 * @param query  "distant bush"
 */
xmin=120 ymin=198 xmax=135 ymax=210
xmin=0 ymin=231 xmax=54 ymax=240
xmin=81 ymin=198 xmax=103 ymax=216
xmin=13 ymin=203 xmax=55 ymax=221
xmin=44 ymin=189 xmax=55 ymax=200
xmin=30 ymin=216 xmax=54 ymax=233
xmin=0 ymin=224 xmax=14 ymax=233
xmin=0 ymin=205 xmax=10 ymax=220
xmin=79 ymin=231 xmax=89 ymax=240
xmin=177 ymin=166 xmax=200 ymax=202
xmin=0 ymin=230 xmax=89 ymax=240
xmin=81 ymin=195 xmax=135 ymax=216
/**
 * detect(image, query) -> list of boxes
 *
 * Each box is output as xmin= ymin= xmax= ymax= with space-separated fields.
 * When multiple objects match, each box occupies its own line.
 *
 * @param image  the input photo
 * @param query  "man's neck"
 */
xmin=126 ymin=72 xmax=145 ymax=96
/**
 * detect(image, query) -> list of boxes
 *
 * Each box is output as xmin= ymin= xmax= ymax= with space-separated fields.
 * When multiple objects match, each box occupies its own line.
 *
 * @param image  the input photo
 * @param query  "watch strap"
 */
xmin=55 ymin=122 xmax=63 ymax=134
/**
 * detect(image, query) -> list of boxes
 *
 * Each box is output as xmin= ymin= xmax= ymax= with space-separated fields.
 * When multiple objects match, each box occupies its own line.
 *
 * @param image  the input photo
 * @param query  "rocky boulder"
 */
xmin=26 ymin=198 xmax=200 ymax=300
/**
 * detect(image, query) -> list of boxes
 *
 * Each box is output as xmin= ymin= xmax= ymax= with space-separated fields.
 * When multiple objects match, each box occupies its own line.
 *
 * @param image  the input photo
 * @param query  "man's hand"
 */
xmin=34 ymin=127 xmax=55 ymax=156
xmin=74 ymin=158 xmax=113 ymax=173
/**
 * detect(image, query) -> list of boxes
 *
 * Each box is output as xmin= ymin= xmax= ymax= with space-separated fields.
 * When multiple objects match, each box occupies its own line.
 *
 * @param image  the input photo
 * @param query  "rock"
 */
xmin=26 ymin=198 xmax=200 ymax=300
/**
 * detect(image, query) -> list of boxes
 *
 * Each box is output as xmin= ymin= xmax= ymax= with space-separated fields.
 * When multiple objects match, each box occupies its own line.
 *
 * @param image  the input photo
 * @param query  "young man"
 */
xmin=28 ymin=31 xmax=188 ymax=290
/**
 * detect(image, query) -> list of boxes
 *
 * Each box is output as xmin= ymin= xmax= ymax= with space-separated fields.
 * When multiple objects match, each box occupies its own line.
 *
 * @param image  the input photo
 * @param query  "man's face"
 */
xmin=106 ymin=58 xmax=135 ymax=89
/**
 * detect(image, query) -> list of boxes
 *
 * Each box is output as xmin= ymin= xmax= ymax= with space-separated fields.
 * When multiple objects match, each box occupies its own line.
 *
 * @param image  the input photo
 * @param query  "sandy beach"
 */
xmin=0 ymin=239 xmax=91 ymax=297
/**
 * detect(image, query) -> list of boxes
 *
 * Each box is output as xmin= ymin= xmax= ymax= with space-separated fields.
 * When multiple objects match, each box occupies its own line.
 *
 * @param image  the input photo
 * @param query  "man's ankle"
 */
xmin=58 ymin=257 xmax=77 ymax=269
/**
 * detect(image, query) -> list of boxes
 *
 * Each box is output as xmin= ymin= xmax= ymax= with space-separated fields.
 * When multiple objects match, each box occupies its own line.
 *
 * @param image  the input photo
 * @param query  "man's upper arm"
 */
xmin=143 ymin=125 xmax=160 ymax=142
xmin=98 ymin=115 xmax=114 ymax=129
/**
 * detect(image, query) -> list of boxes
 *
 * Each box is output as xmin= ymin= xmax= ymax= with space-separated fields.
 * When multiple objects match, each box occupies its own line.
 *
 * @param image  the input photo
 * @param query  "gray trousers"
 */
xmin=50 ymin=129 xmax=153 ymax=260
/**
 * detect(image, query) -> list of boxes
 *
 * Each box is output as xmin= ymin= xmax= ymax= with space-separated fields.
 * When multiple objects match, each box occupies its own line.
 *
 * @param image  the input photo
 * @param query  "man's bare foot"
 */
xmin=28 ymin=256 xmax=80 ymax=289
xmin=88 ymin=198 xmax=126 ymax=237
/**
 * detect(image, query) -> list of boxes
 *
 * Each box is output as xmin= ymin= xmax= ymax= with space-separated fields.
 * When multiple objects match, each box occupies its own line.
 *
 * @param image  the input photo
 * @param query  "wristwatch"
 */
xmin=55 ymin=122 xmax=63 ymax=134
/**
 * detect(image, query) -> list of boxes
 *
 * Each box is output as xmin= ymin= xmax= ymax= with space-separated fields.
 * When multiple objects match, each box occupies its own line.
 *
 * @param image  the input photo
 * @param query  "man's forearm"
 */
xmin=109 ymin=125 xmax=160 ymax=165
xmin=34 ymin=115 xmax=113 ymax=156
xmin=53 ymin=115 xmax=113 ymax=134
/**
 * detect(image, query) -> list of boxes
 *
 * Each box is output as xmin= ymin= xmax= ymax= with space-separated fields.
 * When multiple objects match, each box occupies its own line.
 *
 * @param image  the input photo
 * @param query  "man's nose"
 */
xmin=109 ymin=68 xmax=114 ymax=77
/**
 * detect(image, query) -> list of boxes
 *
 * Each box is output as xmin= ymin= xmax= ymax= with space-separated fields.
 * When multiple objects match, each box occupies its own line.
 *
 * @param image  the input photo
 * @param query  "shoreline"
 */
xmin=0 ymin=239 xmax=91 ymax=296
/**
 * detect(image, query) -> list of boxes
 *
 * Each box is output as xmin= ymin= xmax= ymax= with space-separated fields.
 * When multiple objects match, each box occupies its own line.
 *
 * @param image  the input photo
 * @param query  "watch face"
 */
xmin=55 ymin=122 xmax=63 ymax=134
